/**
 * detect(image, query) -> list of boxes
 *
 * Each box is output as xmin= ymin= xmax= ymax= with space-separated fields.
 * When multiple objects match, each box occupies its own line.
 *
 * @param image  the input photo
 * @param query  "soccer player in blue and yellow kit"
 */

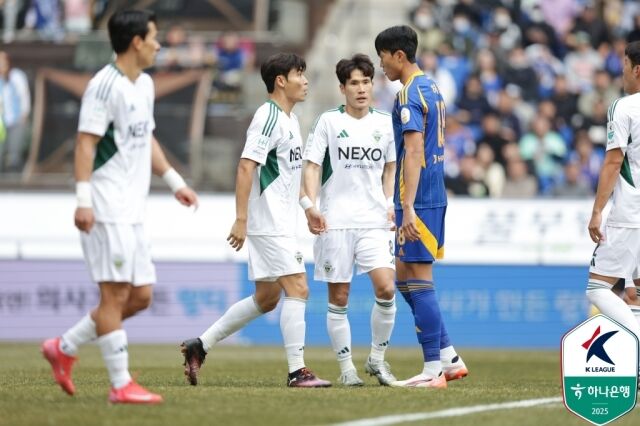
xmin=375 ymin=25 xmax=468 ymax=388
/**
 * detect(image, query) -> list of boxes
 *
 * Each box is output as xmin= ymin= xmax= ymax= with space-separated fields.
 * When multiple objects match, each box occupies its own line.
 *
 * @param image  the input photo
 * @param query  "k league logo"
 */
xmin=561 ymin=314 xmax=638 ymax=425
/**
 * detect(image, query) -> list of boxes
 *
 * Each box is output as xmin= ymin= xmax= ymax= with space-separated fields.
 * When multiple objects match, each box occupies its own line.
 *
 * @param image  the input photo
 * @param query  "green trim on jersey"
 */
xmin=261 ymin=102 xmax=280 ymax=137
xmin=321 ymin=147 xmax=333 ymax=186
xmin=608 ymin=98 xmax=621 ymax=121
xmin=621 ymin=136 xmax=635 ymax=187
xmin=97 ymin=67 xmax=119 ymax=101
xmin=93 ymin=123 xmax=117 ymax=171
xmin=338 ymin=105 xmax=346 ymax=113
xmin=259 ymin=148 xmax=279 ymax=194
xmin=110 ymin=63 xmax=124 ymax=76
xmin=309 ymin=107 xmax=341 ymax=133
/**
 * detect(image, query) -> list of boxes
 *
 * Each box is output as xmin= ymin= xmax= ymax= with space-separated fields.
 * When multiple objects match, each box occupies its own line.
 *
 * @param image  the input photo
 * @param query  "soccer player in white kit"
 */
xmin=180 ymin=53 xmax=331 ymax=388
xmin=41 ymin=9 xmax=198 ymax=404
xmin=587 ymin=41 xmax=640 ymax=340
xmin=302 ymin=54 xmax=398 ymax=386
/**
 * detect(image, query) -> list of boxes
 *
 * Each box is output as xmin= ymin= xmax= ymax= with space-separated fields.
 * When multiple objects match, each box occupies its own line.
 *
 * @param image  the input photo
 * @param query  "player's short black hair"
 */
xmin=374 ymin=25 xmax=418 ymax=63
xmin=260 ymin=53 xmax=306 ymax=94
xmin=108 ymin=9 xmax=157 ymax=54
xmin=335 ymin=54 xmax=375 ymax=85
xmin=625 ymin=41 xmax=640 ymax=68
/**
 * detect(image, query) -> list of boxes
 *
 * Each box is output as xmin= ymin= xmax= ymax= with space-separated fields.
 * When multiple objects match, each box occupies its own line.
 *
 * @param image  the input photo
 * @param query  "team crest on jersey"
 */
xmin=401 ymin=107 xmax=410 ymax=124
xmin=372 ymin=129 xmax=382 ymax=142
xmin=295 ymin=251 xmax=303 ymax=264
xmin=323 ymin=261 xmax=334 ymax=273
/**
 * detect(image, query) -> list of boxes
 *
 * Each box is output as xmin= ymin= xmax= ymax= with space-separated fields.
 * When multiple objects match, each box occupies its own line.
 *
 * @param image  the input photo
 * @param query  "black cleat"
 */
xmin=181 ymin=338 xmax=207 ymax=386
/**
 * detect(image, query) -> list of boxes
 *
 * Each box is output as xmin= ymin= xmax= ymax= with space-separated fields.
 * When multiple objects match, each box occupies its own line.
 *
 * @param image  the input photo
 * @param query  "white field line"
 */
xmin=329 ymin=396 xmax=564 ymax=426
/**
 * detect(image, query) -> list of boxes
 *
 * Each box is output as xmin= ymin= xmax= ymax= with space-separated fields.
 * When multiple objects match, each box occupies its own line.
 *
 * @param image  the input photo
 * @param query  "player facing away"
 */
xmin=180 ymin=53 xmax=331 ymax=388
xmin=41 ymin=9 xmax=199 ymax=404
xmin=586 ymin=41 xmax=640 ymax=341
xmin=302 ymin=54 xmax=397 ymax=386
xmin=375 ymin=25 xmax=468 ymax=388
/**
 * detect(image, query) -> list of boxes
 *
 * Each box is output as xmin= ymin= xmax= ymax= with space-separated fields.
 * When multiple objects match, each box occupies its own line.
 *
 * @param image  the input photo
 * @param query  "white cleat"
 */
xmin=390 ymin=372 xmax=447 ymax=388
xmin=442 ymin=356 xmax=468 ymax=381
xmin=364 ymin=357 xmax=397 ymax=386
xmin=339 ymin=369 xmax=364 ymax=386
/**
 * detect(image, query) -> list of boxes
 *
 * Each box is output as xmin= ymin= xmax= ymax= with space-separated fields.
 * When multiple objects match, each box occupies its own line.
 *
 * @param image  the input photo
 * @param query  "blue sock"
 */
xmin=408 ymin=279 xmax=441 ymax=362
xmin=395 ymin=280 xmax=413 ymax=314
xmin=440 ymin=321 xmax=451 ymax=350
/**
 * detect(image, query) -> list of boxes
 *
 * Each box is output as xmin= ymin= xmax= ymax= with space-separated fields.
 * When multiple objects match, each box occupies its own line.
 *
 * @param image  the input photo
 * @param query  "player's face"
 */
xmin=622 ymin=55 xmax=640 ymax=94
xmin=341 ymin=69 xmax=372 ymax=110
xmin=138 ymin=22 xmax=161 ymax=69
xmin=378 ymin=50 xmax=400 ymax=81
xmin=284 ymin=68 xmax=308 ymax=103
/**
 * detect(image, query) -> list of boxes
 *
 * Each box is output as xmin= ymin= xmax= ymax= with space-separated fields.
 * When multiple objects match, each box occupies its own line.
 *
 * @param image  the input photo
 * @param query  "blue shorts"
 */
xmin=395 ymin=207 xmax=446 ymax=263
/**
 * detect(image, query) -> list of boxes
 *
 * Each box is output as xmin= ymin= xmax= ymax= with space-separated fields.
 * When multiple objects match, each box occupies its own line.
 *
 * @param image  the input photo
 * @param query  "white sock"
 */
xmin=98 ymin=329 xmax=131 ymax=389
xmin=327 ymin=303 xmax=355 ymax=374
xmin=281 ymin=297 xmax=306 ymax=373
xmin=369 ymin=297 xmax=396 ymax=362
xmin=422 ymin=360 xmax=443 ymax=378
xmin=587 ymin=279 xmax=640 ymax=339
xmin=440 ymin=345 xmax=458 ymax=364
xmin=60 ymin=313 xmax=97 ymax=356
xmin=199 ymin=296 xmax=263 ymax=352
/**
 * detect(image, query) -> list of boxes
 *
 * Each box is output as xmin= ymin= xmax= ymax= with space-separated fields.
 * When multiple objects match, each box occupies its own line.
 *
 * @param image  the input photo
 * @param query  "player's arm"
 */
xmin=301 ymin=160 xmax=326 ymax=234
xmin=382 ymin=161 xmax=396 ymax=230
xmin=401 ymin=131 xmax=424 ymax=241
xmin=588 ymin=148 xmax=623 ymax=243
xmin=588 ymin=99 xmax=630 ymax=243
xmin=227 ymin=158 xmax=257 ymax=251
xmin=74 ymin=132 xmax=101 ymax=233
xmin=151 ymin=136 xmax=199 ymax=208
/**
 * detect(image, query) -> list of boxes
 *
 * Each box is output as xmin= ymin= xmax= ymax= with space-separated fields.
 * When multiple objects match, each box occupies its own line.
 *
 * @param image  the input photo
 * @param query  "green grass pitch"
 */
xmin=1 ymin=343 xmax=638 ymax=426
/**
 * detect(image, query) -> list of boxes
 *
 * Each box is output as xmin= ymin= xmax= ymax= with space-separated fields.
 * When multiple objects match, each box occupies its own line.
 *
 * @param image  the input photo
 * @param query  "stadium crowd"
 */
xmin=402 ymin=0 xmax=640 ymax=198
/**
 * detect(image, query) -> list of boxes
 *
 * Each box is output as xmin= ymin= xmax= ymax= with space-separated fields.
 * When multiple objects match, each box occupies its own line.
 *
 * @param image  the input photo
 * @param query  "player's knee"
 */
xmin=374 ymin=283 xmax=396 ymax=301
xmin=131 ymin=292 xmax=153 ymax=312
xmin=328 ymin=286 xmax=349 ymax=306
xmin=255 ymin=292 xmax=280 ymax=313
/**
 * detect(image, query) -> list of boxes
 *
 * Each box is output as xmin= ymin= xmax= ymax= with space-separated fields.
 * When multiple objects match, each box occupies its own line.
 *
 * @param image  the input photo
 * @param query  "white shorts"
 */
xmin=246 ymin=235 xmax=306 ymax=282
xmin=313 ymin=228 xmax=395 ymax=283
xmin=589 ymin=226 xmax=640 ymax=279
xmin=80 ymin=222 xmax=156 ymax=286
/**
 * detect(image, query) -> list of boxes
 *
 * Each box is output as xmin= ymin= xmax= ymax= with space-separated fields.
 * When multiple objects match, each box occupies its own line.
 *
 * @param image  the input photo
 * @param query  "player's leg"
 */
xmin=631 ymin=279 xmax=640 ymax=326
xmin=315 ymin=229 xmax=360 ymax=385
xmin=587 ymin=227 xmax=640 ymax=338
xmin=181 ymin=284 xmax=271 ymax=386
xmin=278 ymin=272 xmax=331 ymax=388
xmin=327 ymin=282 xmax=362 ymax=385
xmin=390 ymin=207 xmax=446 ymax=388
xmin=356 ymin=229 xmax=397 ymax=385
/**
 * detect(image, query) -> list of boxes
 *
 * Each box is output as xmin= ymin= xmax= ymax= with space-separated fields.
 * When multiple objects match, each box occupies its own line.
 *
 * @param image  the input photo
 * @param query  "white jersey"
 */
xmin=241 ymin=100 xmax=303 ymax=236
xmin=303 ymin=106 xmax=395 ymax=229
xmin=78 ymin=64 xmax=155 ymax=224
xmin=605 ymin=93 xmax=640 ymax=228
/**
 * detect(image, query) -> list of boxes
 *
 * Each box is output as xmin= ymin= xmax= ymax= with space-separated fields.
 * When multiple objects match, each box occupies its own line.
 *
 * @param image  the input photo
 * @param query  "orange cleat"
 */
xmin=109 ymin=381 xmax=163 ymax=404
xmin=42 ymin=337 xmax=77 ymax=396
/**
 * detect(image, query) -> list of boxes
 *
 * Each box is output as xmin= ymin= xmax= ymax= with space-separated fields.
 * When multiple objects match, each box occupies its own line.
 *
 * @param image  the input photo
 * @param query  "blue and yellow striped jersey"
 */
xmin=392 ymin=71 xmax=447 ymax=209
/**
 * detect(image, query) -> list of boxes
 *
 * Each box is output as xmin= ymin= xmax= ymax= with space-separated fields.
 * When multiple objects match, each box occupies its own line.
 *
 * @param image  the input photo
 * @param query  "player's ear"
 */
xmin=339 ymin=84 xmax=346 ymax=95
xmin=393 ymin=50 xmax=405 ymax=63
xmin=275 ymin=74 xmax=286 ymax=89
xmin=131 ymin=35 xmax=144 ymax=51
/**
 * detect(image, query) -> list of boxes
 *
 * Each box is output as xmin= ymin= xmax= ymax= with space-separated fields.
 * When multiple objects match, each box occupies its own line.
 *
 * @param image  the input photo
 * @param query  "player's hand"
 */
xmin=227 ymin=218 xmax=247 ymax=251
xmin=305 ymin=207 xmax=326 ymax=235
xmin=175 ymin=187 xmax=199 ymax=210
xmin=588 ymin=211 xmax=604 ymax=243
xmin=74 ymin=207 xmax=95 ymax=233
xmin=387 ymin=206 xmax=396 ymax=231
xmin=401 ymin=206 xmax=419 ymax=242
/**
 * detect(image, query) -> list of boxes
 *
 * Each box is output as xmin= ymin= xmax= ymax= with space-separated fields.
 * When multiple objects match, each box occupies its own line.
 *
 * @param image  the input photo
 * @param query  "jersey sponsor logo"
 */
xmin=401 ymin=107 xmax=410 ymax=124
xmin=338 ymin=146 xmax=383 ymax=161
xmin=128 ymin=121 xmax=151 ymax=138
xmin=432 ymin=154 xmax=445 ymax=164
xmin=290 ymin=147 xmax=302 ymax=162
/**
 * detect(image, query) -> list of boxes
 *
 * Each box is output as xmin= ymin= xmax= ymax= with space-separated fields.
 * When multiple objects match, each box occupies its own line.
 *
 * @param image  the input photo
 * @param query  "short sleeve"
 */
xmin=382 ymin=117 xmax=396 ymax=162
xmin=303 ymin=114 xmax=328 ymax=165
xmin=77 ymin=77 xmax=112 ymax=136
xmin=606 ymin=98 xmax=631 ymax=153
xmin=241 ymin=105 xmax=279 ymax=165
xmin=398 ymin=85 xmax=425 ymax=134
